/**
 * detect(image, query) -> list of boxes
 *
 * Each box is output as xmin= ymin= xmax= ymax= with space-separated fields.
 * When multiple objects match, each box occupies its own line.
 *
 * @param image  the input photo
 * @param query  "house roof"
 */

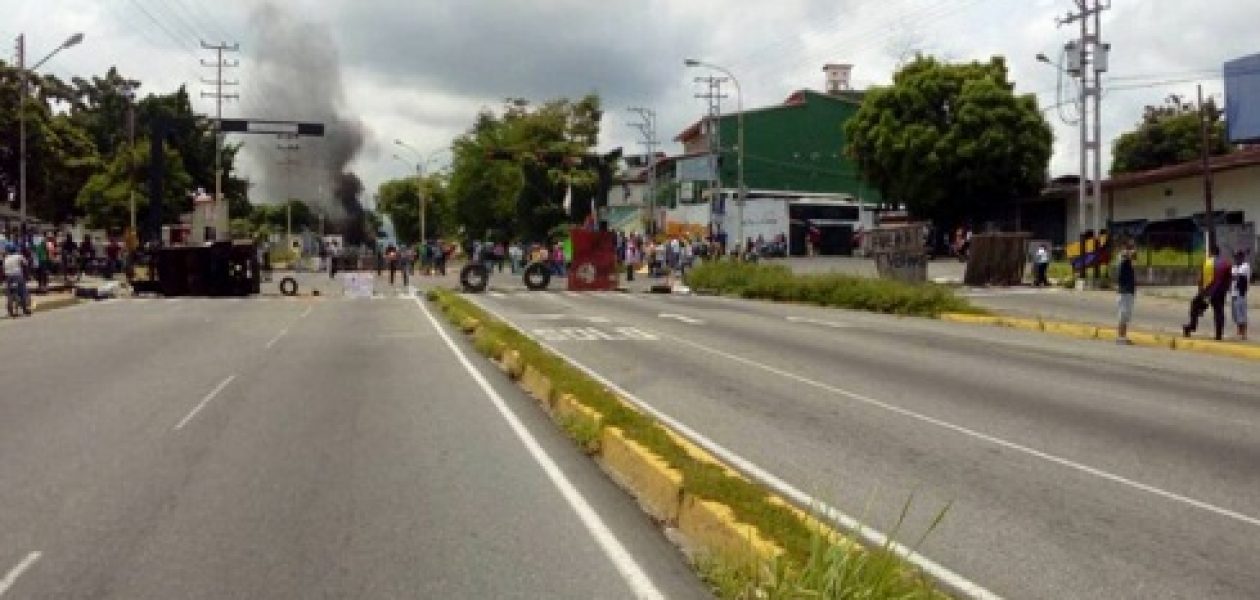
xmin=674 ymin=89 xmax=864 ymax=143
xmin=1105 ymin=147 xmax=1260 ymax=192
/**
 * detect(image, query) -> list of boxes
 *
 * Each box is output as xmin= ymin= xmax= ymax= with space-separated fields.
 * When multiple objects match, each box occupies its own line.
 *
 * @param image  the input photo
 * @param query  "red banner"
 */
xmin=568 ymin=228 xmax=619 ymax=291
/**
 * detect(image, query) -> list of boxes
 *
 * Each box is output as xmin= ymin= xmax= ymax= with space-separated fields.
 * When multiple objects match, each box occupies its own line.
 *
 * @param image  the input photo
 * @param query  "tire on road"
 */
xmin=523 ymin=262 xmax=552 ymax=291
xmin=279 ymin=276 xmax=299 ymax=297
xmin=460 ymin=263 xmax=490 ymax=293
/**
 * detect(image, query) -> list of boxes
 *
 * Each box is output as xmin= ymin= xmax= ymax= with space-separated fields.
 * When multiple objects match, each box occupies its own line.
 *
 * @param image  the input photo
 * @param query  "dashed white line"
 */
xmin=657 ymin=313 xmax=704 ymax=325
xmin=785 ymin=315 xmax=852 ymax=328
xmin=264 ymin=327 xmax=291 ymax=349
xmin=489 ymin=291 xmax=507 ymax=298
xmin=174 ymin=375 xmax=237 ymax=431
xmin=415 ymin=298 xmax=665 ymax=599
xmin=0 ymin=551 xmax=42 ymax=596
xmin=300 ymin=305 xmax=313 ymax=318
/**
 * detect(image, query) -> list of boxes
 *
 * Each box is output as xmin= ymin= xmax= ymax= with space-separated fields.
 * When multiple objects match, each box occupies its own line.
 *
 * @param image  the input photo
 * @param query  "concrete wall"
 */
xmin=1110 ymin=165 xmax=1260 ymax=224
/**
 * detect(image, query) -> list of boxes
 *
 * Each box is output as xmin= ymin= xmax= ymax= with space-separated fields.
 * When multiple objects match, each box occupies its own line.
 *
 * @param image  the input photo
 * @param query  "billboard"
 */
xmin=1224 ymin=53 xmax=1260 ymax=143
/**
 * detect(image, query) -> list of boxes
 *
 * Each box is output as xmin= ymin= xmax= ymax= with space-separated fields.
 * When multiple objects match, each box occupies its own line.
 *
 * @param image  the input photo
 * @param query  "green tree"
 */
xmin=845 ymin=56 xmax=1053 ymax=224
xmin=447 ymin=94 xmax=603 ymax=242
xmin=377 ymin=172 xmax=453 ymax=245
xmin=1111 ymin=95 xmax=1231 ymax=175
xmin=76 ymin=139 xmax=192 ymax=228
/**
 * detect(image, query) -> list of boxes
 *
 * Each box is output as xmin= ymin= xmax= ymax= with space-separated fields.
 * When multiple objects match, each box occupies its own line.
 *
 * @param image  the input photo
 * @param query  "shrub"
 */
xmin=686 ymin=262 xmax=978 ymax=317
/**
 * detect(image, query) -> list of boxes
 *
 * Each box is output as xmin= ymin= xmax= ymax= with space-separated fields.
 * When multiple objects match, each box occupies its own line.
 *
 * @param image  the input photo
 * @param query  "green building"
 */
xmin=672 ymin=87 xmax=879 ymax=204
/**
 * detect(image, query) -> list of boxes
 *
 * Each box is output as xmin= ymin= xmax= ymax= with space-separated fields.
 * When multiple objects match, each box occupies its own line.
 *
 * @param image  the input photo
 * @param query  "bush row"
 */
xmin=685 ymin=261 xmax=978 ymax=317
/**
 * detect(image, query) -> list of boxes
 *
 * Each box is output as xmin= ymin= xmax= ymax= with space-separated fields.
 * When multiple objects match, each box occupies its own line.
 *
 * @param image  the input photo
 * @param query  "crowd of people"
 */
xmin=1 ymin=229 xmax=126 ymax=316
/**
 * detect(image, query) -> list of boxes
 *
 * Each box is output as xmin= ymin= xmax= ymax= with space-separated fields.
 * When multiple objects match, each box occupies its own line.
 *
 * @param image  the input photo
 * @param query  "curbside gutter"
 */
xmin=940 ymin=313 xmax=1260 ymax=362
xmin=430 ymin=289 xmax=994 ymax=599
xmin=32 ymin=295 xmax=81 ymax=313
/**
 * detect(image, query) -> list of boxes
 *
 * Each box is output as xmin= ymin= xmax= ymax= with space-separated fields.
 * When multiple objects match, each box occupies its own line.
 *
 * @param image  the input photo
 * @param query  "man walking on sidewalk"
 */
xmin=1033 ymin=244 xmax=1051 ymax=287
xmin=1184 ymin=245 xmax=1232 ymax=340
xmin=1117 ymin=244 xmax=1136 ymax=345
xmin=1231 ymin=249 xmax=1250 ymax=340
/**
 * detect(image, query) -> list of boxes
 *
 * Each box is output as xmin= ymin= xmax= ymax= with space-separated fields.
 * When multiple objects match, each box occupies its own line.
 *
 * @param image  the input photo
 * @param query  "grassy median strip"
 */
xmin=428 ymin=288 xmax=947 ymax=599
xmin=684 ymin=261 xmax=979 ymax=317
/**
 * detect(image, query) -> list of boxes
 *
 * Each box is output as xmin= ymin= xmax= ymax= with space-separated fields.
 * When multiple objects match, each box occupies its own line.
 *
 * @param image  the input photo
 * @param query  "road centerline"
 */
xmin=0 ymin=552 xmax=42 ymax=597
xmin=174 ymin=375 xmax=238 ymax=431
xmin=414 ymin=298 xmax=666 ymax=600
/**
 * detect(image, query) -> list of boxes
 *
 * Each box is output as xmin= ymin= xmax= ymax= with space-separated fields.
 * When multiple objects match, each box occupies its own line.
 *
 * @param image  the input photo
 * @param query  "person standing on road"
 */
xmin=1184 ymin=245 xmax=1232 ymax=340
xmin=1117 ymin=244 xmax=1136 ymax=345
xmin=1034 ymin=244 xmax=1051 ymax=287
xmin=4 ymin=243 xmax=32 ymax=315
xmin=1231 ymin=250 xmax=1250 ymax=340
xmin=80 ymin=235 xmax=95 ymax=277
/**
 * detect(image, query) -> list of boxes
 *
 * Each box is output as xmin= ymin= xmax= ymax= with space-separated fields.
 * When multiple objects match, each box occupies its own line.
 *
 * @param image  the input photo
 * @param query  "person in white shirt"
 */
xmin=1033 ymin=244 xmax=1050 ymax=287
xmin=1230 ymin=250 xmax=1250 ymax=340
xmin=3 ymin=243 xmax=32 ymax=315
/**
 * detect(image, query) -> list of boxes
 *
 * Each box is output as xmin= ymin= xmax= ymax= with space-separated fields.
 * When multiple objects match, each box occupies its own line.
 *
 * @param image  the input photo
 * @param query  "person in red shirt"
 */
xmin=1184 ymin=244 xmax=1233 ymax=340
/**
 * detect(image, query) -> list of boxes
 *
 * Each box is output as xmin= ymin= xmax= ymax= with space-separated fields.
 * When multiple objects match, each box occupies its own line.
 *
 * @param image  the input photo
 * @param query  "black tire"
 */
xmin=279 ymin=276 xmax=299 ymax=296
xmin=523 ymin=262 xmax=552 ymax=291
xmin=460 ymin=263 xmax=490 ymax=293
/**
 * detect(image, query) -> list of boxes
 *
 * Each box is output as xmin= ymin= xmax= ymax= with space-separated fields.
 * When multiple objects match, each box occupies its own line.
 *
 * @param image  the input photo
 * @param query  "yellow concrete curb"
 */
xmin=459 ymin=316 xmax=481 ymax=333
xmin=32 ymin=296 xmax=81 ymax=313
xmin=519 ymin=364 xmax=554 ymax=406
xmin=500 ymin=349 xmax=525 ymax=379
xmin=554 ymin=393 xmax=604 ymax=431
xmin=939 ymin=312 xmax=1260 ymax=361
xmin=678 ymin=493 xmax=784 ymax=564
xmin=598 ymin=427 xmax=684 ymax=524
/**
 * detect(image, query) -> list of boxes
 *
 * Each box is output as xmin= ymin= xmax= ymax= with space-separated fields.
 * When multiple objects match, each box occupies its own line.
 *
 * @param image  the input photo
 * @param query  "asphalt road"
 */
xmin=468 ymin=288 xmax=1260 ymax=600
xmin=0 ymin=295 xmax=710 ymax=599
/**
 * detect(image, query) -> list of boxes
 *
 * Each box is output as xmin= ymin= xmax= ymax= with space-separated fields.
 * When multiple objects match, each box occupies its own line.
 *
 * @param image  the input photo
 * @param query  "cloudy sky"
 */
xmin=8 ymin=0 xmax=1259 ymax=209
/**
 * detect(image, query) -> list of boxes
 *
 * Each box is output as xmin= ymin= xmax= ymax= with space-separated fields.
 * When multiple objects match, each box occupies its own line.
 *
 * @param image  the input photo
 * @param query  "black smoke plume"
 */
xmin=241 ymin=1 xmax=372 ymax=244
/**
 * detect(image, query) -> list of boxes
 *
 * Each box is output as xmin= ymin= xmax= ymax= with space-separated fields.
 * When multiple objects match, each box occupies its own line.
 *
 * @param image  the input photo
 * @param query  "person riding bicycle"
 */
xmin=4 ymin=243 xmax=32 ymax=316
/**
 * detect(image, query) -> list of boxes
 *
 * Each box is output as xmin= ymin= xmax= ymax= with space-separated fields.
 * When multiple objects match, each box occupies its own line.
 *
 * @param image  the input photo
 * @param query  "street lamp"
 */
xmin=17 ymin=32 xmax=85 ymax=233
xmin=394 ymin=140 xmax=453 ymax=244
xmin=684 ymin=58 xmax=745 ymax=254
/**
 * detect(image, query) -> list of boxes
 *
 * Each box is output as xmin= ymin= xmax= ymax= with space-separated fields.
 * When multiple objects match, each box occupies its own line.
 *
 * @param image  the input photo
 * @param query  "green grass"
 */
xmin=429 ymin=289 xmax=947 ymax=599
xmin=684 ymin=261 xmax=978 ymax=317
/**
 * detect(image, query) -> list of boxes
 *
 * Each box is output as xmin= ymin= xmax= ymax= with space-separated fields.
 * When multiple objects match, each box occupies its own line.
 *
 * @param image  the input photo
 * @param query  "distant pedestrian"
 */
xmin=1231 ymin=250 xmax=1250 ymax=340
xmin=1116 ymin=244 xmax=1136 ymax=345
xmin=1033 ymin=244 xmax=1051 ymax=287
xmin=1184 ymin=245 xmax=1232 ymax=340
xmin=3 ymin=243 xmax=31 ymax=315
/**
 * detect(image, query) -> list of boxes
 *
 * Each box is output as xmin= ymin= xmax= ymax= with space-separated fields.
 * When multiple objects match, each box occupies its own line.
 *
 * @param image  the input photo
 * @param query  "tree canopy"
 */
xmin=844 ymin=56 xmax=1053 ymax=225
xmin=1111 ymin=95 xmax=1231 ymax=175
xmin=0 ymin=61 xmax=249 ymax=230
xmin=376 ymin=172 xmax=454 ymax=245
xmin=446 ymin=95 xmax=604 ymax=242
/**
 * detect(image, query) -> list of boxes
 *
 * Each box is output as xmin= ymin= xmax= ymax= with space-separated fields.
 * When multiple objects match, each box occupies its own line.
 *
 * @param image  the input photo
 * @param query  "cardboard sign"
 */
xmin=869 ymin=223 xmax=928 ymax=283
xmin=341 ymin=272 xmax=375 ymax=298
xmin=568 ymin=228 xmax=619 ymax=291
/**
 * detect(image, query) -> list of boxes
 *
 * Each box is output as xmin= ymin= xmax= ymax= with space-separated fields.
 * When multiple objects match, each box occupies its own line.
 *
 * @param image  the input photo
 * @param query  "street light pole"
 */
xmin=394 ymin=140 xmax=426 ymax=244
xmin=16 ymin=32 xmax=84 ymax=234
xmin=685 ymin=59 xmax=744 ymax=253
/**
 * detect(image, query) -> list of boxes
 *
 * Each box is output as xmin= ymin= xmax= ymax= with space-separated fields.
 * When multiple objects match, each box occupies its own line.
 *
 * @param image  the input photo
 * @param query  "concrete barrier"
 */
xmin=598 ymin=427 xmax=683 ymax=523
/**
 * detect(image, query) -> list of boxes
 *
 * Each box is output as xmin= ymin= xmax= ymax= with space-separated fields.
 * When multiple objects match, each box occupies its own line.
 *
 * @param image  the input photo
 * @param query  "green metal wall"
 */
xmin=714 ymin=91 xmax=880 ymax=203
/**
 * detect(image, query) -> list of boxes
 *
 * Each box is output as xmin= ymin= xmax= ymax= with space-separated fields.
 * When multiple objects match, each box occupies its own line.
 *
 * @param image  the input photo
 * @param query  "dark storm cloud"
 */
xmin=329 ymin=1 xmax=706 ymax=106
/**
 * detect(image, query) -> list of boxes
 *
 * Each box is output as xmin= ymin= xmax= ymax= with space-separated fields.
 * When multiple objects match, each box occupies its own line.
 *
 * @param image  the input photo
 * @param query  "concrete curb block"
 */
xmin=677 ymin=494 xmax=784 ymax=565
xmin=519 ymin=365 xmax=554 ymax=407
xmin=32 ymin=296 xmax=81 ymax=313
xmin=501 ymin=349 xmax=525 ymax=379
xmin=597 ymin=427 xmax=683 ymax=524
xmin=940 ymin=312 xmax=1260 ymax=361
xmin=553 ymin=393 xmax=603 ymax=431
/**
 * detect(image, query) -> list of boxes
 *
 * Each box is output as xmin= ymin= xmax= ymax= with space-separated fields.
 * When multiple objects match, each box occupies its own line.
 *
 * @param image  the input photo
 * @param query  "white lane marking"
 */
xmin=174 ymin=375 xmax=237 ymax=431
xmin=490 ymin=292 xmax=507 ymax=298
xmin=658 ymin=313 xmax=704 ymax=325
xmin=264 ymin=327 xmax=291 ymax=349
xmin=466 ymin=297 xmax=997 ymax=600
xmin=415 ymin=298 xmax=665 ymax=599
xmin=300 ymin=305 xmax=313 ymax=318
xmin=662 ymin=333 xmax=1260 ymax=531
xmin=786 ymin=315 xmax=852 ymax=328
xmin=0 ymin=552 xmax=41 ymax=597
xmin=563 ymin=291 xmax=583 ymax=298
xmin=526 ymin=314 xmax=611 ymax=324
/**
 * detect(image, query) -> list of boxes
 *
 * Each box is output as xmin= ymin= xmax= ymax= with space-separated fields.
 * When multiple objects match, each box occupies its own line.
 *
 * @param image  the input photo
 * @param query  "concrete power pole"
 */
xmin=200 ymin=40 xmax=239 ymax=237
xmin=16 ymin=34 xmax=26 ymax=234
xmin=694 ymin=76 xmax=728 ymax=244
xmin=277 ymin=135 xmax=301 ymax=245
xmin=627 ymin=108 xmax=658 ymax=236
xmin=1059 ymin=0 xmax=1110 ymax=285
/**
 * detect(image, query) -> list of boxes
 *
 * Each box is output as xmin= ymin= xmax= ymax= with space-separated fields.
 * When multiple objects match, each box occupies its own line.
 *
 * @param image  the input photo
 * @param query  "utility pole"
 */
xmin=124 ymin=83 xmax=137 ymax=234
xmin=277 ymin=135 xmax=301 ymax=244
xmin=16 ymin=34 xmax=26 ymax=236
xmin=694 ymin=76 xmax=729 ymax=200
xmin=1058 ymin=0 xmax=1110 ymax=286
xmin=628 ymin=107 xmax=659 ymax=236
xmin=200 ymin=40 xmax=239 ymax=236
xmin=1198 ymin=84 xmax=1216 ymax=247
